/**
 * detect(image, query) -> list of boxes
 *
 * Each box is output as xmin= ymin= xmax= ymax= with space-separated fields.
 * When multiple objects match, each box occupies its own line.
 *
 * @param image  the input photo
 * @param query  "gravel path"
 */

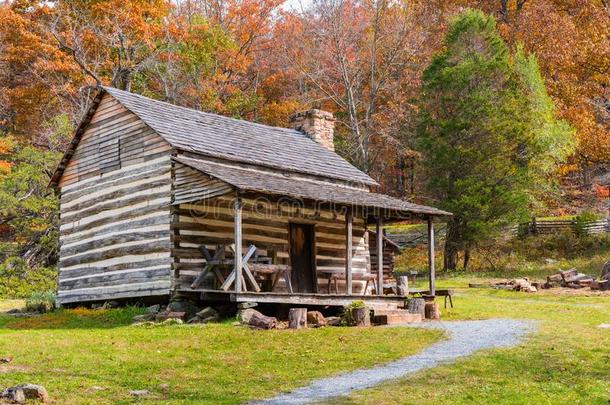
xmin=253 ymin=319 xmax=536 ymax=405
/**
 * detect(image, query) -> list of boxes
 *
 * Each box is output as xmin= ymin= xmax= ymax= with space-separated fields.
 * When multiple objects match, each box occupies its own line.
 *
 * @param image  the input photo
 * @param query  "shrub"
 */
xmin=0 ymin=257 xmax=57 ymax=298
xmin=25 ymin=290 xmax=57 ymax=313
xmin=345 ymin=300 xmax=366 ymax=310
xmin=574 ymin=211 xmax=601 ymax=236
xmin=342 ymin=300 xmax=368 ymax=326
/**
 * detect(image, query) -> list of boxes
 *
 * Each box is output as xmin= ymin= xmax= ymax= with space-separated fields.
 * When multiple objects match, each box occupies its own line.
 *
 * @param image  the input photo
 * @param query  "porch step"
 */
xmin=372 ymin=309 xmax=422 ymax=325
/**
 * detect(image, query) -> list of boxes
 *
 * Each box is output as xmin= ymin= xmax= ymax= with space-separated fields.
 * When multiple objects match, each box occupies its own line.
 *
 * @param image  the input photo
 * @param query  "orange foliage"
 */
xmin=595 ymin=183 xmax=609 ymax=199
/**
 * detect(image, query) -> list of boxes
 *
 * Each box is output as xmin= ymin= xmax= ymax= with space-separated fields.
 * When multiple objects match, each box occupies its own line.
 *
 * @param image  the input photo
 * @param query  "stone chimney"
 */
xmin=289 ymin=109 xmax=335 ymax=152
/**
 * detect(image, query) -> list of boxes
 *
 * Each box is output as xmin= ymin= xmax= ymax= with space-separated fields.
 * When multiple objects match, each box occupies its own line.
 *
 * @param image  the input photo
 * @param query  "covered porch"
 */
xmin=172 ymin=156 xmax=451 ymax=307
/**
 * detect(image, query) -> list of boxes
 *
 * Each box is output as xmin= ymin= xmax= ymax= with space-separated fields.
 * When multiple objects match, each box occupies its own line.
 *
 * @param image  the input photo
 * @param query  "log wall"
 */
xmin=369 ymin=234 xmax=397 ymax=283
xmin=172 ymin=194 xmax=371 ymax=294
xmin=57 ymin=93 xmax=173 ymax=304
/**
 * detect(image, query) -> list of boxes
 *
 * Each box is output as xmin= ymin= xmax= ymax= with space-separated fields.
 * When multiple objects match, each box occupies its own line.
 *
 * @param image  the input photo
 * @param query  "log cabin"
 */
xmin=50 ymin=87 xmax=451 ymax=308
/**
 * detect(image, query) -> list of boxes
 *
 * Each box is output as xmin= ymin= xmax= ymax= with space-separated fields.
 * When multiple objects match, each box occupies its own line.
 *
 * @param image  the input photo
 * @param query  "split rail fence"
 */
xmin=510 ymin=218 xmax=610 ymax=237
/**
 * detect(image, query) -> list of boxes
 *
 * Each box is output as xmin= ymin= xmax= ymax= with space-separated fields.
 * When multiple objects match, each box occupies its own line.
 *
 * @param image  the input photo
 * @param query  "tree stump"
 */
xmin=396 ymin=276 xmax=409 ymax=296
xmin=350 ymin=307 xmax=370 ymax=326
xmin=424 ymin=301 xmax=440 ymax=320
xmin=406 ymin=298 xmax=425 ymax=317
xmin=288 ymin=308 xmax=307 ymax=329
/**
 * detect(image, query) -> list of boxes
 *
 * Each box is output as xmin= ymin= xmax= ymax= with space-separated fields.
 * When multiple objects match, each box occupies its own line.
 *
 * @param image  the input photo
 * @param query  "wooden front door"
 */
xmin=289 ymin=223 xmax=316 ymax=293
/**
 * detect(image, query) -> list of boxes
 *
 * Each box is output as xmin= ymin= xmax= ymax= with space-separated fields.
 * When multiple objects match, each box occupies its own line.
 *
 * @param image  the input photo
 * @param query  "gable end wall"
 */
xmin=57 ymin=93 xmax=173 ymax=305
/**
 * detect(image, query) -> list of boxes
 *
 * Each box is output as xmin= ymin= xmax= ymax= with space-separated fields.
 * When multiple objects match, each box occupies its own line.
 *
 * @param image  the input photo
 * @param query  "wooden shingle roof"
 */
xmin=175 ymin=156 xmax=451 ymax=217
xmin=103 ymin=87 xmax=377 ymax=186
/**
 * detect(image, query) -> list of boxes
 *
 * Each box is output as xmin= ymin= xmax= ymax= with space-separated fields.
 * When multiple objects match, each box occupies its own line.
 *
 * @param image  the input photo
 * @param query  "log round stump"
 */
xmin=424 ymin=301 xmax=440 ymax=320
xmin=288 ymin=308 xmax=308 ymax=329
xmin=349 ymin=307 xmax=370 ymax=327
xmin=406 ymin=298 xmax=425 ymax=317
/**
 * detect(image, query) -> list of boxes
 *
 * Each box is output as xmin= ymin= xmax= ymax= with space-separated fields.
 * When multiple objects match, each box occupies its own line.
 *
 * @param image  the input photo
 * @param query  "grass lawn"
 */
xmin=0 ymin=305 xmax=442 ymax=404
xmin=334 ymin=278 xmax=610 ymax=405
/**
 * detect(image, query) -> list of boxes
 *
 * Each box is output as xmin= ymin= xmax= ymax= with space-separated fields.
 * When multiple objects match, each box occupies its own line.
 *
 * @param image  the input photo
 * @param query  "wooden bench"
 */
xmin=249 ymin=264 xmax=293 ymax=293
xmin=319 ymin=271 xmax=378 ymax=295
xmin=409 ymin=289 xmax=454 ymax=308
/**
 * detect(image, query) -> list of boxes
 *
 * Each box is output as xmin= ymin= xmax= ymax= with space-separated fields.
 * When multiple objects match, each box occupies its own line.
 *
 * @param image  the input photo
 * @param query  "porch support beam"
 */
xmin=234 ymin=194 xmax=242 ymax=293
xmin=427 ymin=217 xmax=435 ymax=296
xmin=345 ymin=207 xmax=353 ymax=295
xmin=376 ymin=216 xmax=383 ymax=296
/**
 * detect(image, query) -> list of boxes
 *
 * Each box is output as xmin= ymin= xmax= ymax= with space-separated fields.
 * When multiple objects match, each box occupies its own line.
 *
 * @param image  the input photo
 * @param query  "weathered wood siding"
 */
xmin=173 ymin=162 xmax=233 ymax=205
xmin=172 ymin=193 xmax=371 ymax=294
xmin=57 ymin=94 xmax=173 ymax=304
xmin=59 ymin=93 xmax=171 ymax=188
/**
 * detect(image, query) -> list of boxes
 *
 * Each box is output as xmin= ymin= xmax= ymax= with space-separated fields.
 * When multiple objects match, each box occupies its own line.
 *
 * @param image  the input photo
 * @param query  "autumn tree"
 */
xmin=459 ymin=0 xmax=610 ymax=170
xmin=273 ymin=0 xmax=446 ymax=183
xmin=0 ymin=133 xmax=63 ymax=267
xmin=418 ymin=10 xmax=574 ymax=270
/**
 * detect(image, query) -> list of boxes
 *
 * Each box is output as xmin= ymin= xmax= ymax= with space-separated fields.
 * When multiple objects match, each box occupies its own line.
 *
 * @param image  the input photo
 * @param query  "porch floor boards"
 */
xmin=177 ymin=288 xmax=407 ymax=309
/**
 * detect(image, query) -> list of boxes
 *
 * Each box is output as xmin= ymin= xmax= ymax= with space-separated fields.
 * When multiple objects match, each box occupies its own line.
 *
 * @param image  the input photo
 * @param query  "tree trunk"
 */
xmin=463 ymin=249 xmax=471 ymax=270
xmin=444 ymin=220 xmax=460 ymax=271
xmin=288 ymin=308 xmax=307 ymax=329
xmin=444 ymin=243 xmax=459 ymax=271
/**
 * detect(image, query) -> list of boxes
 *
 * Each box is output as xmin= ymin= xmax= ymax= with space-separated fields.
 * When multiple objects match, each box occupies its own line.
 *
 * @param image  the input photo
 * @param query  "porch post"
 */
xmin=427 ymin=217 xmax=435 ymax=296
xmin=345 ymin=207 xmax=353 ymax=295
xmin=234 ymin=195 xmax=242 ymax=293
xmin=376 ymin=216 xmax=383 ymax=296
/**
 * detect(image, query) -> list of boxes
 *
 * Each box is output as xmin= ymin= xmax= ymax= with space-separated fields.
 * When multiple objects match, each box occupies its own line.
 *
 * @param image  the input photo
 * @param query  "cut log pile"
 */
xmin=236 ymin=299 xmax=435 ymax=329
xmin=545 ymin=267 xmax=609 ymax=290
xmin=490 ymin=261 xmax=610 ymax=293
xmin=238 ymin=307 xmax=341 ymax=329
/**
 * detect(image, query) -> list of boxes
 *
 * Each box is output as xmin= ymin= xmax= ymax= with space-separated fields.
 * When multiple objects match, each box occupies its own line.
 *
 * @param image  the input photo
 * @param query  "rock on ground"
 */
xmin=129 ymin=389 xmax=151 ymax=398
xmin=1 ymin=384 xmax=49 ymax=403
xmin=167 ymin=300 xmax=200 ymax=319
xmin=307 ymin=311 xmax=327 ymax=327
xmin=132 ymin=313 xmax=155 ymax=323
xmin=325 ymin=316 xmax=341 ymax=326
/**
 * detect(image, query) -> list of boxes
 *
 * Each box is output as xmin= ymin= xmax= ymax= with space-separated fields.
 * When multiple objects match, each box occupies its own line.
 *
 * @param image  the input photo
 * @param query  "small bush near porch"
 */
xmin=0 ymin=305 xmax=441 ymax=404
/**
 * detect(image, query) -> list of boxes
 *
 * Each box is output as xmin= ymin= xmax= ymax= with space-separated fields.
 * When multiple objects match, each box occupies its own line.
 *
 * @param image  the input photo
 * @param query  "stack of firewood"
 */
xmin=545 ymin=268 xmax=609 ymax=290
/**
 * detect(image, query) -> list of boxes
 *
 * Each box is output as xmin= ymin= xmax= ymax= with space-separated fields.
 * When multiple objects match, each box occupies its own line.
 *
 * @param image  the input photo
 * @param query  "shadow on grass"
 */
xmin=0 ymin=306 xmax=144 ymax=330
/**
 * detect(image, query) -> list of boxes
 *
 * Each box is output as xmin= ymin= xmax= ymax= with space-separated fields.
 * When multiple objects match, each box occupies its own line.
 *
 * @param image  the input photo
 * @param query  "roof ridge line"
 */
xmin=102 ymin=86 xmax=303 ymax=135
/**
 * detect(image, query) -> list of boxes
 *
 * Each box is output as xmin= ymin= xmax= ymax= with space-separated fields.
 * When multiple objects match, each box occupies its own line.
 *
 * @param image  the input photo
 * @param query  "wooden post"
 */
xmin=345 ymin=208 xmax=353 ymax=295
xmin=376 ymin=216 xmax=383 ymax=296
xmin=234 ymin=195 xmax=242 ymax=294
xmin=427 ymin=217 xmax=435 ymax=296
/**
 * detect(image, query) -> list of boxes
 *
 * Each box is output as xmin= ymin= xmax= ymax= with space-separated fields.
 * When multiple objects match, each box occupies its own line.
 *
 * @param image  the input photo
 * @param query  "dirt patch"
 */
xmin=0 ymin=364 xmax=31 ymax=374
xmin=536 ymin=288 xmax=610 ymax=297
